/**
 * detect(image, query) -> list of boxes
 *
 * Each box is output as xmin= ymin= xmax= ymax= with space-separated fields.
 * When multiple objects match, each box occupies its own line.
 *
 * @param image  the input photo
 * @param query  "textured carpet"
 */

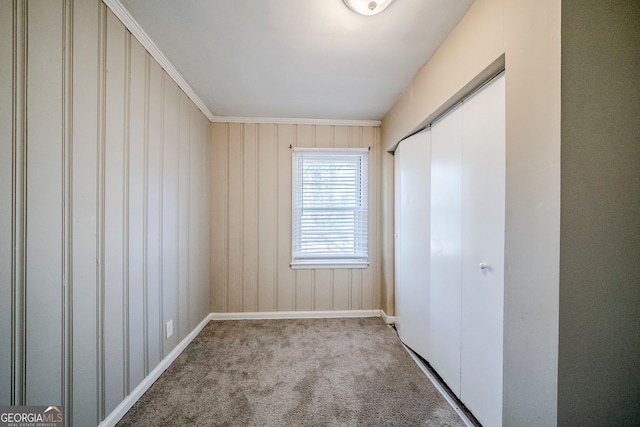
xmin=117 ymin=317 xmax=465 ymax=426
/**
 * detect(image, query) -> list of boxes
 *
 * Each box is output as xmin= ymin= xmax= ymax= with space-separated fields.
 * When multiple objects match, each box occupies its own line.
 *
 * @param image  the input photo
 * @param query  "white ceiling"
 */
xmin=117 ymin=0 xmax=474 ymax=122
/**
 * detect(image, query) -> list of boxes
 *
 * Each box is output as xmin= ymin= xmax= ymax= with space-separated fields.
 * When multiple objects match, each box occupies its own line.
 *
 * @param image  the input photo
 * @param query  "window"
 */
xmin=291 ymin=148 xmax=368 ymax=268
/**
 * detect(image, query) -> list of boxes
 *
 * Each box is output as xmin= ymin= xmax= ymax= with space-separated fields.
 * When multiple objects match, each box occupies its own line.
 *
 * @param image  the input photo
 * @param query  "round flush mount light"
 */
xmin=343 ymin=0 xmax=394 ymax=16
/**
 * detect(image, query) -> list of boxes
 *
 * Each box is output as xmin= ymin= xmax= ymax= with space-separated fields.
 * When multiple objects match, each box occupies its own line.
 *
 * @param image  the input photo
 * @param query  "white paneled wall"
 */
xmin=211 ymin=123 xmax=381 ymax=313
xmin=0 ymin=1 xmax=211 ymax=425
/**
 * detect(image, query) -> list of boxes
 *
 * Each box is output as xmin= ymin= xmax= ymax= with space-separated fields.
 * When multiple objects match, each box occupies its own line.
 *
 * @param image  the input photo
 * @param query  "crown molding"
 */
xmin=102 ymin=0 xmax=383 ymax=128
xmin=211 ymin=116 xmax=381 ymax=127
xmin=103 ymin=0 xmax=215 ymax=121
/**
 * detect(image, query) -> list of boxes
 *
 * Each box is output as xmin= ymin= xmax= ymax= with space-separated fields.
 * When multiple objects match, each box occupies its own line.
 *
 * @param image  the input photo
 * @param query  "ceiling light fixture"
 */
xmin=343 ymin=0 xmax=394 ymax=16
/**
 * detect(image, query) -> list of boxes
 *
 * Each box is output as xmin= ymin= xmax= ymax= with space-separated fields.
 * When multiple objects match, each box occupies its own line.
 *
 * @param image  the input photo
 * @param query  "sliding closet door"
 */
xmin=394 ymin=130 xmax=431 ymax=359
xmin=429 ymin=105 xmax=464 ymax=396
xmin=460 ymin=74 xmax=505 ymax=427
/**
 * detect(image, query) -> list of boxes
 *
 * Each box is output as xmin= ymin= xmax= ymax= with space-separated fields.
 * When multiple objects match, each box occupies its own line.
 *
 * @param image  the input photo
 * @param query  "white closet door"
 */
xmin=394 ymin=130 xmax=431 ymax=359
xmin=429 ymin=105 xmax=464 ymax=396
xmin=460 ymin=74 xmax=505 ymax=427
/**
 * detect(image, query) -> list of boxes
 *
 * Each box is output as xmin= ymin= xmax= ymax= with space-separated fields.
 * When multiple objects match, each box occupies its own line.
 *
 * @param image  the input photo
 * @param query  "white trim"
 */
xmin=292 ymin=147 xmax=369 ymax=153
xmin=102 ymin=0 xmax=215 ymax=121
xmin=380 ymin=309 xmax=396 ymax=325
xmin=97 ymin=1 xmax=385 ymax=128
xmin=290 ymin=262 xmax=369 ymax=269
xmin=211 ymin=310 xmax=380 ymax=321
xmin=403 ymin=345 xmax=476 ymax=427
xmin=211 ymin=116 xmax=381 ymax=127
xmin=99 ymin=314 xmax=214 ymax=427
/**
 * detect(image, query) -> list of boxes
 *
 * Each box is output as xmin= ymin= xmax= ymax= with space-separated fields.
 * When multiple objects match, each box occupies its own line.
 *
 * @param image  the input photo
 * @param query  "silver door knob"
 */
xmin=479 ymin=262 xmax=489 ymax=270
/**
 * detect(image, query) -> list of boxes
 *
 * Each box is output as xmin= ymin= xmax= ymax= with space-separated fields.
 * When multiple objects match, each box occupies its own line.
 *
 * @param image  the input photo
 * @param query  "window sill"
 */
xmin=290 ymin=262 xmax=369 ymax=270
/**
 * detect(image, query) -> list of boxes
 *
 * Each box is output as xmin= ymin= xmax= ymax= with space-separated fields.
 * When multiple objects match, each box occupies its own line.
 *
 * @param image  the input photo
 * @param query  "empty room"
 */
xmin=1 ymin=0 xmax=639 ymax=426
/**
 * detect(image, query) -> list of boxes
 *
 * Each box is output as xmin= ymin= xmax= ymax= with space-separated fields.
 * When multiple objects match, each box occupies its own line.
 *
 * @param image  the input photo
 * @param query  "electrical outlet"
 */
xmin=166 ymin=320 xmax=173 ymax=339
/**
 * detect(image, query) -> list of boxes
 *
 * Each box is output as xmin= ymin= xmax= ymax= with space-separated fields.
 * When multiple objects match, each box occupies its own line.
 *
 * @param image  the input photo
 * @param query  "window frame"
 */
xmin=291 ymin=147 xmax=369 ymax=269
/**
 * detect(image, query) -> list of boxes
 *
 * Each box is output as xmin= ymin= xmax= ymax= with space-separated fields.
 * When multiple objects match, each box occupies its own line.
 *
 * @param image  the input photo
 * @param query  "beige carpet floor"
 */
xmin=117 ymin=317 xmax=465 ymax=426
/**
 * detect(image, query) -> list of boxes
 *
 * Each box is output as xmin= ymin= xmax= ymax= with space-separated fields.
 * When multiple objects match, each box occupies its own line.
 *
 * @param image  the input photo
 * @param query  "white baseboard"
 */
xmin=380 ymin=309 xmax=396 ymax=325
xmin=99 ymin=313 xmax=214 ymax=427
xmin=211 ymin=310 xmax=381 ymax=321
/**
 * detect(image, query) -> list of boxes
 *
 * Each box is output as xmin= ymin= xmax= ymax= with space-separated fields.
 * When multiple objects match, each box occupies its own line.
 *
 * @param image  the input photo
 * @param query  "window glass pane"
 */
xmin=292 ymin=148 xmax=368 ymax=265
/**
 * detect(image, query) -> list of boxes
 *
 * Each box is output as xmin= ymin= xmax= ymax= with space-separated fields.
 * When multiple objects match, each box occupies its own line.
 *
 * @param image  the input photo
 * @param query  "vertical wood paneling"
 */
xmin=199 ymin=115 xmax=211 ymax=320
xmin=333 ymin=126 xmax=350 ymax=148
xmin=227 ymin=123 xmax=244 ymax=312
xmin=12 ymin=1 xmax=28 ymax=405
xmin=121 ymin=30 xmax=131 ymax=399
xmin=211 ymin=122 xmax=381 ymax=314
xmin=96 ymin=2 xmax=107 ymax=417
xmin=161 ymin=77 xmax=179 ymax=356
xmin=146 ymin=58 xmax=162 ymax=370
xmin=0 ymin=0 xmax=15 ymax=405
xmin=258 ymin=124 xmax=277 ymax=311
xmin=104 ymin=10 xmax=126 ymax=413
xmin=127 ymin=35 xmax=146 ymax=393
xmin=332 ymin=270 xmax=351 ymax=311
xmin=1 ymin=0 xmax=213 ymax=423
xmin=276 ymin=124 xmax=294 ymax=311
xmin=200 ymin=113 xmax=210 ymax=321
xmin=25 ymin=0 xmax=64 ymax=405
xmin=295 ymin=270 xmax=315 ymax=311
xmin=211 ymin=123 xmax=228 ymax=313
xmin=188 ymin=105 xmax=204 ymax=329
xmin=177 ymin=92 xmax=190 ymax=339
xmin=157 ymin=73 xmax=165 ymax=356
xmin=187 ymin=107 xmax=197 ymax=330
xmin=198 ymin=114 xmax=211 ymax=327
xmin=314 ymin=267 xmax=334 ymax=306
xmin=140 ymin=46 xmax=149 ymax=379
xmin=62 ymin=0 xmax=73 ymax=419
xmin=242 ymin=124 xmax=258 ymax=312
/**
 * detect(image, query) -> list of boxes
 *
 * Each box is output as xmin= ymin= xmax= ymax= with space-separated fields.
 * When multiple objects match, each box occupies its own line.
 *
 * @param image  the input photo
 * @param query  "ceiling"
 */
xmin=117 ymin=0 xmax=474 ymax=122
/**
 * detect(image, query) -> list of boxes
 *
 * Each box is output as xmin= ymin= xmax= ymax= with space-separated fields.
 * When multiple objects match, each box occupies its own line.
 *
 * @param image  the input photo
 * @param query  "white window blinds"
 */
xmin=292 ymin=148 xmax=369 ymax=267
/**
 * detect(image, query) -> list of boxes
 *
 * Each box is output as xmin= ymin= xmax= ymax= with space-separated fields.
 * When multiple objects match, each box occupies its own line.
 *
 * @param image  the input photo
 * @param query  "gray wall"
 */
xmin=0 ymin=0 xmax=211 ymax=425
xmin=559 ymin=1 xmax=640 ymax=425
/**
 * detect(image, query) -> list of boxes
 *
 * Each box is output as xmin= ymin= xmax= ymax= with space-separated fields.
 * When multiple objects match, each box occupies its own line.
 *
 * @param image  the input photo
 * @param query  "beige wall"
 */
xmin=0 ymin=1 xmax=211 ymax=425
xmin=381 ymin=0 xmax=561 ymax=424
xmin=211 ymin=122 xmax=381 ymax=313
xmin=382 ymin=0 xmax=505 ymax=152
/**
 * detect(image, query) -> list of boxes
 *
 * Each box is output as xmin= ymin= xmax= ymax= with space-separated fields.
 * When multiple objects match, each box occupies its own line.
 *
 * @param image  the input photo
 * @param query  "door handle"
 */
xmin=479 ymin=262 xmax=489 ymax=271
